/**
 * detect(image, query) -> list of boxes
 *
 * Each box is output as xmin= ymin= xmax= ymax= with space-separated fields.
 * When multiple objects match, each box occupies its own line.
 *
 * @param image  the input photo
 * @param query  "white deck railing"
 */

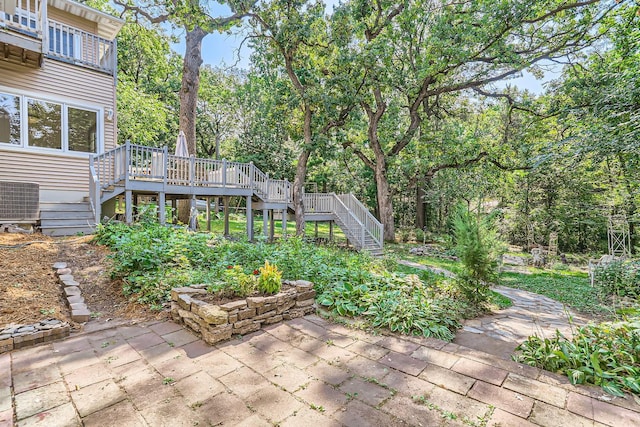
xmin=92 ymin=143 xmax=288 ymax=201
xmin=338 ymin=193 xmax=384 ymax=248
xmin=303 ymin=192 xmax=383 ymax=250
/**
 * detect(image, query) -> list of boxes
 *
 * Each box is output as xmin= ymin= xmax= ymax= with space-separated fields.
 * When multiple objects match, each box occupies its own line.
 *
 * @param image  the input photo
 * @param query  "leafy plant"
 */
xmin=257 ymin=260 xmax=282 ymax=294
xmin=593 ymin=260 xmax=640 ymax=299
xmin=515 ymin=317 xmax=640 ymax=396
xmin=452 ymin=206 xmax=504 ymax=303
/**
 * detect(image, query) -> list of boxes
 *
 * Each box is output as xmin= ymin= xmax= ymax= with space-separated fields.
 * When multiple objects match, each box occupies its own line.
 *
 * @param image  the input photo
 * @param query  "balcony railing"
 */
xmin=0 ymin=2 xmax=116 ymax=73
xmin=47 ymin=19 xmax=116 ymax=74
xmin=0 ymin=0 xmax=42 ymax=35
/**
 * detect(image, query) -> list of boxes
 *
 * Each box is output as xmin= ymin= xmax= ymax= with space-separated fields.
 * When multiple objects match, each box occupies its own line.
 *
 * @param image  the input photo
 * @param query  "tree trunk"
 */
xmin=293 ymin=149 xmax=311 ymax=236
xmin=374 ymin=154 xmax=395 ymax=242
xmin=177 ymin=26 xmax=206 ymax=225
xmin=180 ymin=26 xmax=206 ymax=155
xmin=293 ymin=107 xmax=313 ymax=236
xmin=415 ymin=181 xmax=425 ymax=230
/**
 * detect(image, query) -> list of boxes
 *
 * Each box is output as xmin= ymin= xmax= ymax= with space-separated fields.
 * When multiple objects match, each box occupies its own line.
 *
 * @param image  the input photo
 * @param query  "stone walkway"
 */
xmin=397 ymin=259 xmax=592 ymax=360
xmin=455 ymin=286 xmax=593 ymax=360
xmin=2 ymin=315 xmax=639 ymax=426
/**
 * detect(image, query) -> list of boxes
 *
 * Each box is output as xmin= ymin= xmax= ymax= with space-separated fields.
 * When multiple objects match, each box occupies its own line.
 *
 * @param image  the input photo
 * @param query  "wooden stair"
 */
xmin=39 ymin=202 xmax=95 ymax=236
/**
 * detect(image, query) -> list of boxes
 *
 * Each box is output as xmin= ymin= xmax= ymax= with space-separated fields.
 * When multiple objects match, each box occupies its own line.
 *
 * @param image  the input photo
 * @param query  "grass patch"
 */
xmin=499 ymin=270 xmax=609 ymax=315
xmin=488 ymin=290 xmax=513 ymax=309
xmin=385 ymin=243 xmax=463 ymax=275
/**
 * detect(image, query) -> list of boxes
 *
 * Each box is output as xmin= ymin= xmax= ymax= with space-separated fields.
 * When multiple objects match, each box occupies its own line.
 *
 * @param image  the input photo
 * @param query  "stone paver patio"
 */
xmin=2 ymin=314 xmax=638 ymax=426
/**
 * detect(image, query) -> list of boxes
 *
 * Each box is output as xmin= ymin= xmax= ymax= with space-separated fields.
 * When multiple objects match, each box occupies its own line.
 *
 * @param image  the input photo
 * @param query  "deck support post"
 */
xmin=315 ymin=222 xmax=318 ymax=238
xmin=329 ymin=221 xmax=334 ymax=241
xmin=158 ymin=192 xmax=166 ymax=225
xmin=246 ymin=196 xmax=253 ymax=241
xmin=263 ymin=209 xmax=268 ymax=238
xmin=189 ymin=196 xmax=197 ymax=230
xmin=269 ymin=210 xmax=275 ymax=242
xmin=125 ymin=190 xmax=133 ymax=224
xmin=171 ymin=199 xmax=177 ymax=224
xmin=223 ymin=196 xmax=230 ymax=237
xmin=205 ymin=197 xmax=211 ymax=231
xmin=282 ymin=209 xmax=287 ymax=237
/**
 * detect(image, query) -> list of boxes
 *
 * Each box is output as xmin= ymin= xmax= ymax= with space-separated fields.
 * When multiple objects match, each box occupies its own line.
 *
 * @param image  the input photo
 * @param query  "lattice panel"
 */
xmin=0 ymin=181 xmax=39 ymax=221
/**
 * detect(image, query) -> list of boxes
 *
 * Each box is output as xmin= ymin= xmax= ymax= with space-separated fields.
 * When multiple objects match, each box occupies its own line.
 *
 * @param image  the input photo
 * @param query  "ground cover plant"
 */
xmin=592 ymin=259 xmax=640 ymax=300
xmin=95 ymin=220 xmax=488 ymax=340
xmin=501 ymin=269 xmax=611 ymax=316
xmin=515 ymin=315 xmax=640 ymax=397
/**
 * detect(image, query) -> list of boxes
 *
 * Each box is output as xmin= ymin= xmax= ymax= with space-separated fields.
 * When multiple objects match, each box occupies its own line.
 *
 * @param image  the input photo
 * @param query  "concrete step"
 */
xmin=41 ymin=225 xmax=95 ymax=237
xmin=40 ymin=218 xmax=94 ymax=227
xmin=40 ymin=210 xmax=94 ymax=220
xmin=40 ymin=202 xmax=92 ymax=212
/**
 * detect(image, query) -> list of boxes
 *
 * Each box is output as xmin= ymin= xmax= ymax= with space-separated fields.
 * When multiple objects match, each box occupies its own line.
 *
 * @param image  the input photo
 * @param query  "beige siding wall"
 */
xmin=0 ymin=59 xmax=117 ymax=202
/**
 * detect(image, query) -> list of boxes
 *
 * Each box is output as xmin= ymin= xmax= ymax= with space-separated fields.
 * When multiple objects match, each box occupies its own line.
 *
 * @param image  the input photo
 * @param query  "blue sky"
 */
xmin=170 ymin=1 xmax=556 ymax=94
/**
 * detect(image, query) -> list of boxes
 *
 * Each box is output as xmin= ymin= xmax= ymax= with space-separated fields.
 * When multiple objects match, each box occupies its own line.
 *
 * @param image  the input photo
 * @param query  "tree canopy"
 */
xmin=105 ymin=0 xmax=639 ymax=252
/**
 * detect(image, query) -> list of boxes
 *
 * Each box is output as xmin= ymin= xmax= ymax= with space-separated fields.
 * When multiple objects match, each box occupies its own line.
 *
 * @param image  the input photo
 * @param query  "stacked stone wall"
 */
xmin=170 ymin=280 xmax=316 ymax=345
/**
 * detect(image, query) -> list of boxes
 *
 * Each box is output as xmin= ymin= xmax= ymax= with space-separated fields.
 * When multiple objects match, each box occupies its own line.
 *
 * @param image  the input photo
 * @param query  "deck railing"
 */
xmin=303 ymin=192 xmax=383 ymax=250
xmin=93 ymin=143 xmax=286 ymax=201
xmin=47 ymin=19 xmax=116 ymax=73
xmin=0 ymin=1 xmax=116 ymax=73
xmin=91 ymin=143 xmax=382 ymax=251
xmin=0 ymin=0 xmax=43 ymax=35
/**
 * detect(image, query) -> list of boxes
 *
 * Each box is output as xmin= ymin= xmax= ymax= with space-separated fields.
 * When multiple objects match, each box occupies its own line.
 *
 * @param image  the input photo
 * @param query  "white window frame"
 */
xmin=0 ymin=85 xmax=103 ymax=157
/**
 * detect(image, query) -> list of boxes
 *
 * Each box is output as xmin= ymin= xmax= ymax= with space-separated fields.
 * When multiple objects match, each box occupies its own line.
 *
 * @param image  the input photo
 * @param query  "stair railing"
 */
xmin=88 ymin=160 xmax=100 ymax=224
xmin=331 ymin=193 xmax=365 ymax=249
xmin=337 ymin=193 xmax=383 ymax=249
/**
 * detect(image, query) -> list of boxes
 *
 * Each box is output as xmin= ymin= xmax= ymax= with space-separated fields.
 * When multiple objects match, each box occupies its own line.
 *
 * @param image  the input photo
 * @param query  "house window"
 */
xmin=27 ymin=98 xmax=62 ymax=149
xmin=0 ymin=89 xmax=101 ymax=154
xmin=68 ymin=107 xmax=96 ymax=153
xmin=0 ymin=92 xmax=20 ymax=145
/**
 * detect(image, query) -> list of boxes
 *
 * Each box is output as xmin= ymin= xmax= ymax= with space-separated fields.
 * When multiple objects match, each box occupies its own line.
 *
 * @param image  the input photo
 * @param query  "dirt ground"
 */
xmin=0 ymin=232 xmax=166 ymax=329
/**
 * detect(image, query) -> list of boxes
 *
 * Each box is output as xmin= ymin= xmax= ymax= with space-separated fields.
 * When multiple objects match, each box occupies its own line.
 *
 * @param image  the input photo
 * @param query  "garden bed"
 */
xmin=170 ymin=280 xmax=316 ymax=345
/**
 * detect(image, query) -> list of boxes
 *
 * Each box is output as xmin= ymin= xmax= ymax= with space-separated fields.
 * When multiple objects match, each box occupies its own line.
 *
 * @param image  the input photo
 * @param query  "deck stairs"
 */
xmin=88 ymin=143 xmax=384 ymax=254
xmin=39 ymin=202 xmax=95 ymax=236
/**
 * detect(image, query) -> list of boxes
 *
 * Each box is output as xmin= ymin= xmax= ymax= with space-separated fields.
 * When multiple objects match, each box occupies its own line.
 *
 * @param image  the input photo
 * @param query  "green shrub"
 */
xmin=593 ymin=260 xmax=640 ymax=298
xmin=258 ymin=261 xmax=282 ymax=294
xmin=318 ymin=273 xmax=464 ymax=341
xmin=515 ymin=317 xmax=640 ymax=396
xmin=453 ymin=207 xmax=504 ymax=303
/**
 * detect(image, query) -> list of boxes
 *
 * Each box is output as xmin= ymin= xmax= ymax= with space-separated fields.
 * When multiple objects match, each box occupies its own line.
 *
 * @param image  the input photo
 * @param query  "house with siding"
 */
xmin=0 ymin=0 xmax=123 ymax=235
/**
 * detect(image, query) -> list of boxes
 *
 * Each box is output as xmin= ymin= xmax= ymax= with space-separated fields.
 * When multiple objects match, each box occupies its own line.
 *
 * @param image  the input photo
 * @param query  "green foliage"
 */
xmin=96 ymin=222 xmax=468 ymax=340
xmin=258 ymin=261 xmax=282 ymax=294
xmin=593 ymin=260 xmax=640 ymax=299
xmin=318 ymin=273 xmax=466 ymax=341
xmin=210 ymin=265 xmax=256 ymax=298
xmin=515 ymin=317 xmax=640 ymax=396
xmin=453 ymin=207 xmax=503 ymax=303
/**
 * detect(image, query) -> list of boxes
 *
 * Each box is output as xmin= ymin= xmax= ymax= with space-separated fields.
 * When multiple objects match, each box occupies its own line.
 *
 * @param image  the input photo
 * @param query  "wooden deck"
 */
xmin=89 ymin=142 xmax=383 ymax=253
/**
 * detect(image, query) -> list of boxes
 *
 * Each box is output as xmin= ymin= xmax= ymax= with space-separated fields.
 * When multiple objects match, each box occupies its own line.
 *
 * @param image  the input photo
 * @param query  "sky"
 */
xmin=170 ymin=1 xmax=557 ymax=95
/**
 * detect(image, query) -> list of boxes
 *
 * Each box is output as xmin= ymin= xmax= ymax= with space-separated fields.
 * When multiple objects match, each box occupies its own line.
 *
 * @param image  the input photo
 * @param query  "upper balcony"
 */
xmin=0 ymin=0 xmax=122 ymax=74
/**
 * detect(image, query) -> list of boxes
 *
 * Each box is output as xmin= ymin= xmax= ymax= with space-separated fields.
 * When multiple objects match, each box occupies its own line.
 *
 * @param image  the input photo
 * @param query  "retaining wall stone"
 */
xmin=171 ymin=280 xmax=316 ymax=345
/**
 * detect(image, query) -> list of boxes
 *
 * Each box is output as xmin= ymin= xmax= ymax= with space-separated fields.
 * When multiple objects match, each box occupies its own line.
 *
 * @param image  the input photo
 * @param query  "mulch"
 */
xmin=0 ymin=232 xmax=166 ymax=329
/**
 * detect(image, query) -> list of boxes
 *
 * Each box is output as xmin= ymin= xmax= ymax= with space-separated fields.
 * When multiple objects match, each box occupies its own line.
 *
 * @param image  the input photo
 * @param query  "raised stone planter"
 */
xmin=0 ymin=320 xmax=70 ymax=354
xmin=170 ymin=280 xmax=317 ymax=345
